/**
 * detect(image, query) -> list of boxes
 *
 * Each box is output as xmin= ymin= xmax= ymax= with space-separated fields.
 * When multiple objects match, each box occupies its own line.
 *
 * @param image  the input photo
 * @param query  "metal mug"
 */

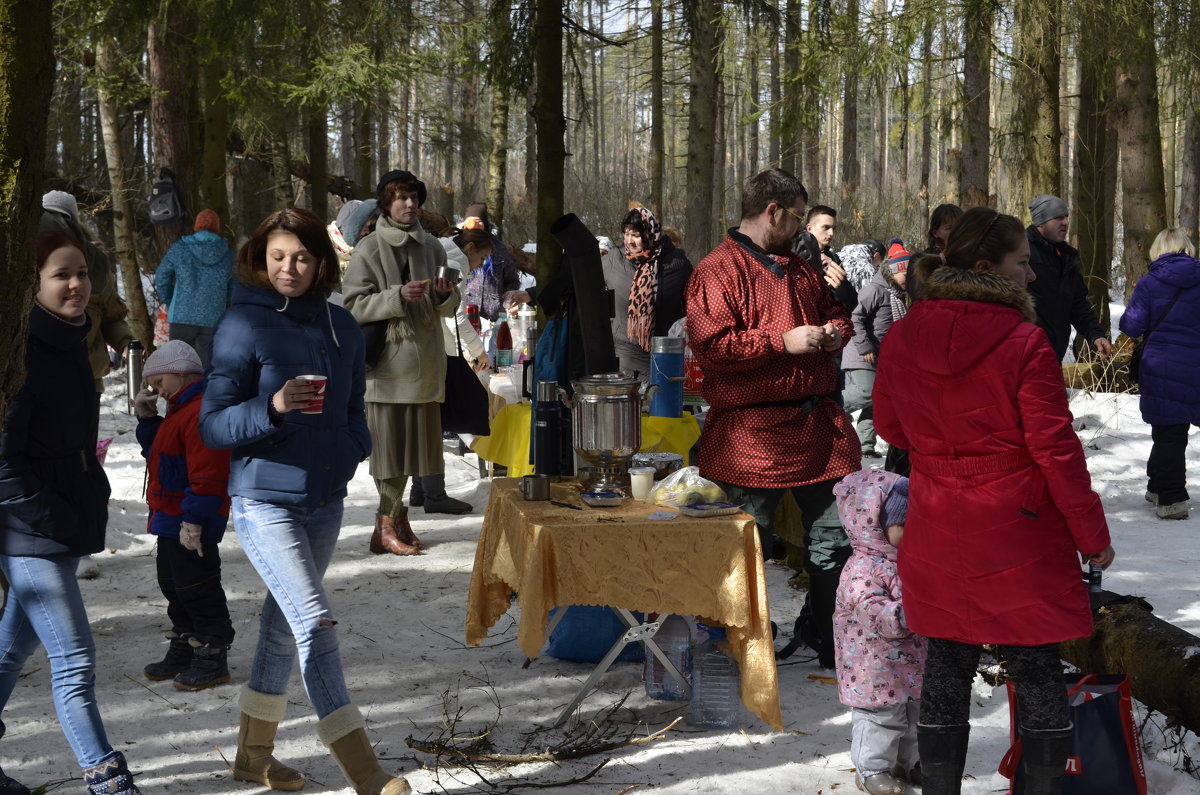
xmin=436 ymin=264 xmax=463 ymax=284
xmin=521 ymin=474 xmax=551 ymax=501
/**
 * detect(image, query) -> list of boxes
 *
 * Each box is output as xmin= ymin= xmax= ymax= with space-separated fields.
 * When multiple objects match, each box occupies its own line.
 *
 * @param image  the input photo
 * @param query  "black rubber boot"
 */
xmin=173 ymin=644 xmax=231 ymax=691
xmin=0 ymin=720 xmax=30 ymax=795
xmin=420 ymin=474 xmax=471 ymax=515
xmin=1020 ymin=724 xmax=1073 ymax=795
xmin=917 ymin=723 xmax=970 ymax=795
xmin=806 ymin=568 xmax=842 ymax=669
xmin=144 ymin=631 xmax=193 ymax=681
xmin=409 ymin=477 xmax=424 ymax=507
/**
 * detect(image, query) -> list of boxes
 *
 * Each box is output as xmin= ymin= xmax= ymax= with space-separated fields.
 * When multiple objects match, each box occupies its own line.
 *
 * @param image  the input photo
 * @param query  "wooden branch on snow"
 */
xmin=1062 ymin=597 xmax=1200 ymax=735
xmin=405 ymin=717 xmax=682 ymax=764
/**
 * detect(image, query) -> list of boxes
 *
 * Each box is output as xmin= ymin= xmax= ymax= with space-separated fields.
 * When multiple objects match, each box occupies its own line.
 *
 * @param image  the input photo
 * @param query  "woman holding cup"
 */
xmin=200 ymin=209 xmax=408 ymax=794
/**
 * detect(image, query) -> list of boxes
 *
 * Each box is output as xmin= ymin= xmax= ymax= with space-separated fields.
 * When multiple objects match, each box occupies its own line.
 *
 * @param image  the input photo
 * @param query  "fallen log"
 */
xmin=1061 ymin=595 xmax=1200 ymax=735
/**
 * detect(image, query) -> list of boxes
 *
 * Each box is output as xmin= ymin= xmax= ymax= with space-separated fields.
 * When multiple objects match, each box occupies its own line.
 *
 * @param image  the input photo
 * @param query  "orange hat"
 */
xmin=886 ymin=239 xmax=912 ymax=272
xmin=194 ymin=209 xmax=220 ymax=234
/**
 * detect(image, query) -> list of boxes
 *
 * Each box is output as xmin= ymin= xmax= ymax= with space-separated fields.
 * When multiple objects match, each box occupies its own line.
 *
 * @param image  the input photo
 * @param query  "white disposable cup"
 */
xmin=296 ymin=374 xmax=327 ymax=414
xmin=629 ymin=467 xmax=656 ymax=501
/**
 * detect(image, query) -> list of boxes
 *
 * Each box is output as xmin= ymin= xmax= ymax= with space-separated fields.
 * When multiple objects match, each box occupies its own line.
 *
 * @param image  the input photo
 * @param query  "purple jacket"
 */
xmin=1119 ymin=252 xmax=1200 ymax=426
xmin=832 ymin=469 xmax=926 ymax=708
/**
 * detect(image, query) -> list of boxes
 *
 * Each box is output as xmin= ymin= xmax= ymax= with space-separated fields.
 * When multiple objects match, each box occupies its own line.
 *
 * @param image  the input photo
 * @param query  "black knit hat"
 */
xmin=376 ymin=170 xmax=427 ymax=206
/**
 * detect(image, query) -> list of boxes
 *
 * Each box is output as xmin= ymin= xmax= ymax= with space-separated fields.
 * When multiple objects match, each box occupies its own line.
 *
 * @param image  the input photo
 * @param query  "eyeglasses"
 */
xmin=781 ymin=206 xmax=805 ymax=224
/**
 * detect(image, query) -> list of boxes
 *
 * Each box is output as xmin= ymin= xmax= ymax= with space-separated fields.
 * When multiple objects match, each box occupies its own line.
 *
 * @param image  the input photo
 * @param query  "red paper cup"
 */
xmin=297 ymin=374 xmax=327 ymax=414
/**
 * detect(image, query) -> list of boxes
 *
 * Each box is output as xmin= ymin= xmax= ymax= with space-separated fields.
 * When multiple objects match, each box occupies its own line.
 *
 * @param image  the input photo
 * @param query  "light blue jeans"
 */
xmin=232 ymin=497 xmax=351 ymax=718
xmin=0 ymin=554 xmax=117 ymax=769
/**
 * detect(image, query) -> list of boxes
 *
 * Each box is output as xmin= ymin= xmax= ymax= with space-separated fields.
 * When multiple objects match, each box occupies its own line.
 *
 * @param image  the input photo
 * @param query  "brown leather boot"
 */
xmin=370 ymin=513 xmax=419 ymax=556
xmin=393 ymin=514 xmax=422 ymax=550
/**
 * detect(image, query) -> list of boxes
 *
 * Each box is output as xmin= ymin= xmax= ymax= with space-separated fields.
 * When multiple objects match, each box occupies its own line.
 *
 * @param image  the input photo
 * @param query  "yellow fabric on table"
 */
xmin=472 ymin=403 xmax=535 ymax=477
xmin=465 ymin=477 xmax=782 ymax=730
xmin=474 ymin=407 xmax=700 ymax=477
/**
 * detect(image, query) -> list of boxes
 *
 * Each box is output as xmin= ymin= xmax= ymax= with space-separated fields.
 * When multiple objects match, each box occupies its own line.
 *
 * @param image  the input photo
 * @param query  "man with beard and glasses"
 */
xmin=686 ymin=168 xmax=860 ymax=669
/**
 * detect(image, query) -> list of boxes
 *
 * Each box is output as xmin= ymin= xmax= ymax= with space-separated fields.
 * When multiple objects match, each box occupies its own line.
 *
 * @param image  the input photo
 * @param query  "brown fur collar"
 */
xmin=920 ymin=266 xmax=1037 ymax=322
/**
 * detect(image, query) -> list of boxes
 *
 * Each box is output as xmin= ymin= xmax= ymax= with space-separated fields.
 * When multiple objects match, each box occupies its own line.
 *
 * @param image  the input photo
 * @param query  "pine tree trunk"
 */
xmin=199 ymin=61 xmax=229 ymax=227
xmin=1178 ymin=102 xmax=1199 ymax=238
xmin=533 ymin=0 xmax=565 ymax=285
xmin=1075 ymin=22 xmax=1115 ymax=346
xmin=960 ymin=0 xmax=991 ymax=208
xmin=148 ymin=10 xmax=196 ymax=251
xmin=1012 ymin=0 xmax=1062 ymax=200
xmin=1112 ymin=0 xmax=1167 ymax=299
xmin=650 ymin=0 xmax=665 ymax=215
xmin=768 ymin=7 xmax=781 ymax=168
xmin=919 ymin=17 xmax=932 ymax=211
xmin=840 ymin=0 xmax=860 ymax=195
xmin=95 ymin=38 xmax=153 ymax=350
xmin=308 ymin=108 xmax=328 ymax=221
xmin=271 ymin=136 xmax=293 ymax=208
xmin=0 ymin=0 xmax=53 ymax=433
xmin=684 ymin=0 xmax=720 ymax=254
xmin=802 ymin=0 xmax=823 ymax=195
xmin=779 ymin=0 xmax=801 ymax=176
xmin=748 ymin=28 xmax=760 ymax=173
xmin=486 ymin=85 xmax=511 ymax=233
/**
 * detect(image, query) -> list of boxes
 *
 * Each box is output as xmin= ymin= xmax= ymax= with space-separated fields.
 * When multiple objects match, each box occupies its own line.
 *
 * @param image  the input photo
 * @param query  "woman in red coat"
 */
xmin=873 ymin=207 xmax=1115 ymax=795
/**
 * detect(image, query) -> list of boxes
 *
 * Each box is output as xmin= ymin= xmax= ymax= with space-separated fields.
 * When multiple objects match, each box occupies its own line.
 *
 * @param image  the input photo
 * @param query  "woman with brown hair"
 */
xmin=873 ymin=206 xmax=1114 ymax=794
xmin=200 ymin=208 xmax=408 ymax=794
xmin=343 ymin=170 xmax=465 ymax=552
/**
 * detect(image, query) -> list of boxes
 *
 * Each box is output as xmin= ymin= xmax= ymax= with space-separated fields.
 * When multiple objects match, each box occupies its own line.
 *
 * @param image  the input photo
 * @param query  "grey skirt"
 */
xmin=366 ymin=401 xmax=444 ymax=479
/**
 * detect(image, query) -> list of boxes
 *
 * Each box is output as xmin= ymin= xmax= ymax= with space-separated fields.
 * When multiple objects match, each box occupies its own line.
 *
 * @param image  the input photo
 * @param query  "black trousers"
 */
xmin=1147 ymin=423 xmax=1191 ymax=505
xmin=920 ymin=638 xmax=1069 ymax=731
xmin=155 ymin=536 xmax=234 ymax=647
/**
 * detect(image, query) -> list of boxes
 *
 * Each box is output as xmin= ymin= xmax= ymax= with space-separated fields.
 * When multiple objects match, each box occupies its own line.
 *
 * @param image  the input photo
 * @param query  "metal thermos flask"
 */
xmin=533 ymin=381 xmax=562 ymax=475
xmin=126 ymin=340 xmax=144 ymax=413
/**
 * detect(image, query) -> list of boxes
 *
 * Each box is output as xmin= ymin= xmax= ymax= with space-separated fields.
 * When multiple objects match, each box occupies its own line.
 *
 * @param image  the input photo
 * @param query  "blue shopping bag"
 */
xmin=1001 ymin=673 xmax=1147 ymax=795
xmin=545 ymin=606 xmax=645 ymax=663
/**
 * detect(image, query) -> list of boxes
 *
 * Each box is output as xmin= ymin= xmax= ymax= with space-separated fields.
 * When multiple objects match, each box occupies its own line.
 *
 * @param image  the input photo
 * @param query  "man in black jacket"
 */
xmin=1026 ymin=194 xmax=1113 ymax=362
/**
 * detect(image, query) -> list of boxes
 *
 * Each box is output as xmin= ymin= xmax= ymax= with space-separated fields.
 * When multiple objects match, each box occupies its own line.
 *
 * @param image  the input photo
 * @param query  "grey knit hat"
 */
xmin=1028 ymin=194 xmax=1069 ymax=227
xmin=42 ymin=190 xmax=79 ymax=220
xmin=143 ymin=340 xmax=203 ymax=378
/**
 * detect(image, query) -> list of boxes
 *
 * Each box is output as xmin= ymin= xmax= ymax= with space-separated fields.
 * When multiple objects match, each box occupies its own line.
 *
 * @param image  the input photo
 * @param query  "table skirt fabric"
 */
xmin=465 ymin=477 xmax=782 ymax=730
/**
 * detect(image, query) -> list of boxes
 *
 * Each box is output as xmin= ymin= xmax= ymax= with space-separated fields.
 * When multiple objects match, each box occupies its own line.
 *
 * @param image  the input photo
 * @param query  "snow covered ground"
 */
xmin=1 ymin=372 xmax=1199 ymax=794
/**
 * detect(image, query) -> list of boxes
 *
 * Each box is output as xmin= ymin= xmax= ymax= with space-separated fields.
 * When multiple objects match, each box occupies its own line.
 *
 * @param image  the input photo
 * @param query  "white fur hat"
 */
xmin=143 ymin=340 xmax=203 ymax=378
xmin=42 ymin=190 xmax=79 ymax=220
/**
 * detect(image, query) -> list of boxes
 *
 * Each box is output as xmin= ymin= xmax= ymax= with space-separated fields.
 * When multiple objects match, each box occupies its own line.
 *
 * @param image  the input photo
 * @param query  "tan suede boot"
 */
xmin=370 ymin=513 xmax=419 ymax=556
xmin=232 ymin=688 xmax=305 ymax=791
xmin=317 ymin=705 xmax=409 ymax=795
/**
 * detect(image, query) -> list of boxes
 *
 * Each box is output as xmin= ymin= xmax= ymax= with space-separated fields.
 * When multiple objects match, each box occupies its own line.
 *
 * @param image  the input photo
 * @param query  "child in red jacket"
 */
xmin=134 ymin=340 xmax=234 ymax=690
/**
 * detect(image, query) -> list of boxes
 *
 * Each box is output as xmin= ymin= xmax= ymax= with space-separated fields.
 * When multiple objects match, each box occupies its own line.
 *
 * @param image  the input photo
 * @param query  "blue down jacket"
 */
xmin=1119 ymin=252 xmax=1200 ymax=426
xmin=156 ymin=231 xmax=234 ymax=328
xmin=199 ymin=284 xmax=371 ymax=508
xmin=0 ymin=306 xmax=109 ymax=557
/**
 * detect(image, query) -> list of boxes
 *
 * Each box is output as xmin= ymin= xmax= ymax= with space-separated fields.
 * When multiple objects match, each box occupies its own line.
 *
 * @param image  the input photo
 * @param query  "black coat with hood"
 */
xmin=1026 ymin=226 xmax=1105 ymax=361
xmin=0 ymin=306 xmax=109 ymax=557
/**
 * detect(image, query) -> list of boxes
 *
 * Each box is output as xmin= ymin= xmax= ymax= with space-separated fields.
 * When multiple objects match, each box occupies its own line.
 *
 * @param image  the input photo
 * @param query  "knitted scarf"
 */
xmin=625 ymin=206 xmax=664 ymax=351
xmin=373 ymin=214 xmax=434 ymax=341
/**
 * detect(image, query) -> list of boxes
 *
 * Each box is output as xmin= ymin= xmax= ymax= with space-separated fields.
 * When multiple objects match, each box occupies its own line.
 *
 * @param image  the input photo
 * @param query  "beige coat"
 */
xmin=343 ymin=223 xmax=458 ymax=404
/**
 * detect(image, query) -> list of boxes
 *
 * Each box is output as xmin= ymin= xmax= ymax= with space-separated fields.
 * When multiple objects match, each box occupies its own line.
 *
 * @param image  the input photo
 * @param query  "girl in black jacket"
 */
xmin=0 ymin=232 xmax=141 ymax=794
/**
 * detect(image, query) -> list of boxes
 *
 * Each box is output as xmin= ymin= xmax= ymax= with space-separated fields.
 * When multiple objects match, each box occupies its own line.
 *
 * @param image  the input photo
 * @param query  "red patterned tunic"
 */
xmin=686 ymin=230 xmax=861 ymax=488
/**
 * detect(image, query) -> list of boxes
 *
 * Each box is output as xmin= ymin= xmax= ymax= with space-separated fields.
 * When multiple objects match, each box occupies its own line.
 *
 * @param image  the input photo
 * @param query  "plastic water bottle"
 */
xmin=643 ymin=615 xmax=691 ymax=700
xmin=688 ymin=625 xmax=741 ymax=729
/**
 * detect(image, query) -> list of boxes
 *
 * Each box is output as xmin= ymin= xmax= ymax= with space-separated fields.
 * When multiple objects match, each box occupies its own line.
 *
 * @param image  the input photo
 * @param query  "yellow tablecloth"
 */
xmin=465 ymin=477 xmax=782 ymax=730
xmin=472 ymin=406 xmax=701 ymax=479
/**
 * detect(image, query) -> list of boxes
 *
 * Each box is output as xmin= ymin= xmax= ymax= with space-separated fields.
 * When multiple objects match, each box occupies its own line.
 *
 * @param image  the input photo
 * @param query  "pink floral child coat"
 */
xmin=832 ymin=469 xmax=927 ymax=708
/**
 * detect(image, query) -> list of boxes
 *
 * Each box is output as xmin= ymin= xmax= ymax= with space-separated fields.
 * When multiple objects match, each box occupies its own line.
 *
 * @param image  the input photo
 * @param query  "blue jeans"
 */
xmin=232 ymin=497 xmax=351 ymax=718
xmin=0 ymin=555 xmax=116 ymax=769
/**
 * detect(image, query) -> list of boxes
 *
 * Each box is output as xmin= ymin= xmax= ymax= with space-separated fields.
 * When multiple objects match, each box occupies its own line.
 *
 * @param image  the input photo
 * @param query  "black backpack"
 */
xmin=148 ymin=168 xmax=185 ymax=226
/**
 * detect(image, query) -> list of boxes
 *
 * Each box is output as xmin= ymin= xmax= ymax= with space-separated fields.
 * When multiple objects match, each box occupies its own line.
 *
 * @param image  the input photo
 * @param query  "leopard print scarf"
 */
xmin=625 ymin=206 xmax=663 ymax=352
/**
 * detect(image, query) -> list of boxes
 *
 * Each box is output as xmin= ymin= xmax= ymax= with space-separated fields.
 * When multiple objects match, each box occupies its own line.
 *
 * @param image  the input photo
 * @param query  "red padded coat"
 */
xmin=873 ymin=266 xmax=1110 ymax=646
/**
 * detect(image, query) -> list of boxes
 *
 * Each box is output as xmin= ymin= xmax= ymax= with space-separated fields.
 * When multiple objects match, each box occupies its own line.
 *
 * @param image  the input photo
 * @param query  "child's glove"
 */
xmin=179 ymin=522 xmax=204 ymax=556
xmin=132 ymin=388 xmax=159 ymax=418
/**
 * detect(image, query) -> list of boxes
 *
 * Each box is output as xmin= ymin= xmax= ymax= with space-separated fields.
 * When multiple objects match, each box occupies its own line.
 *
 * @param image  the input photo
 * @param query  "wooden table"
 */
xmin=465 ymin=477 xmax=783 ymax=730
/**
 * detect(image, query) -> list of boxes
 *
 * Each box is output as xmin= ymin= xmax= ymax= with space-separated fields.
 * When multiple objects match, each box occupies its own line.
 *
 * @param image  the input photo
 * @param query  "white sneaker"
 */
xmin=1157 ymin=501 xmax=1189 ymax=520
xmin=856 ymin=771 xmax=905 ymax=795
xmin=75 ymin=555 xmax=100 ymax=580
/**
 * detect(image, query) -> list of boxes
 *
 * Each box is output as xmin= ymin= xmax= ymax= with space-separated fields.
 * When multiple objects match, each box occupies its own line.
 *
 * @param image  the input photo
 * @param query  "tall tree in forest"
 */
xmin=94 ymin=36 xmax=154 ymax=349
xmin=0 ymin=0 xmax=54 ymax=430
xmin=1181 ymin=102 xmax=1199 ymax=237
xmin=649 ymin=0 xmax=665 ymax=215
xmin=684 ymin=0 xmax=722 ymax=253
xmin=1073 ymin=0 xmax=1117 ymax=338
xmin=1010 ymin=0 xmax=1062 ymax=200
xmin=147 ymin=1 xmax=198 ymax=252
xmin=960 ymin=0 xmax=992 ymax=208
xmin=533 ymin=0 xmax=565 ymax=283
xmin=840 ymin=0 xmax=860 ymax=194
xmin=1111 ymin=0 xmax=1167 ymax=296
xmin=484 ymin=0 xmax=529 ymax=235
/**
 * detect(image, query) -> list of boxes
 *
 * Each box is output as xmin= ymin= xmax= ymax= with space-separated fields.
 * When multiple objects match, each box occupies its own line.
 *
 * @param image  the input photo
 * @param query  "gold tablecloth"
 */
xmin=465 ymin=477 xmax=782 ymax=730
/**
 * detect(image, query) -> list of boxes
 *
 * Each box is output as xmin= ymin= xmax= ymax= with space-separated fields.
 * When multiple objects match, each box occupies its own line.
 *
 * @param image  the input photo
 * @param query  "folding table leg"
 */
xmin=552 ymin=612 xmax=662 ymax=727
